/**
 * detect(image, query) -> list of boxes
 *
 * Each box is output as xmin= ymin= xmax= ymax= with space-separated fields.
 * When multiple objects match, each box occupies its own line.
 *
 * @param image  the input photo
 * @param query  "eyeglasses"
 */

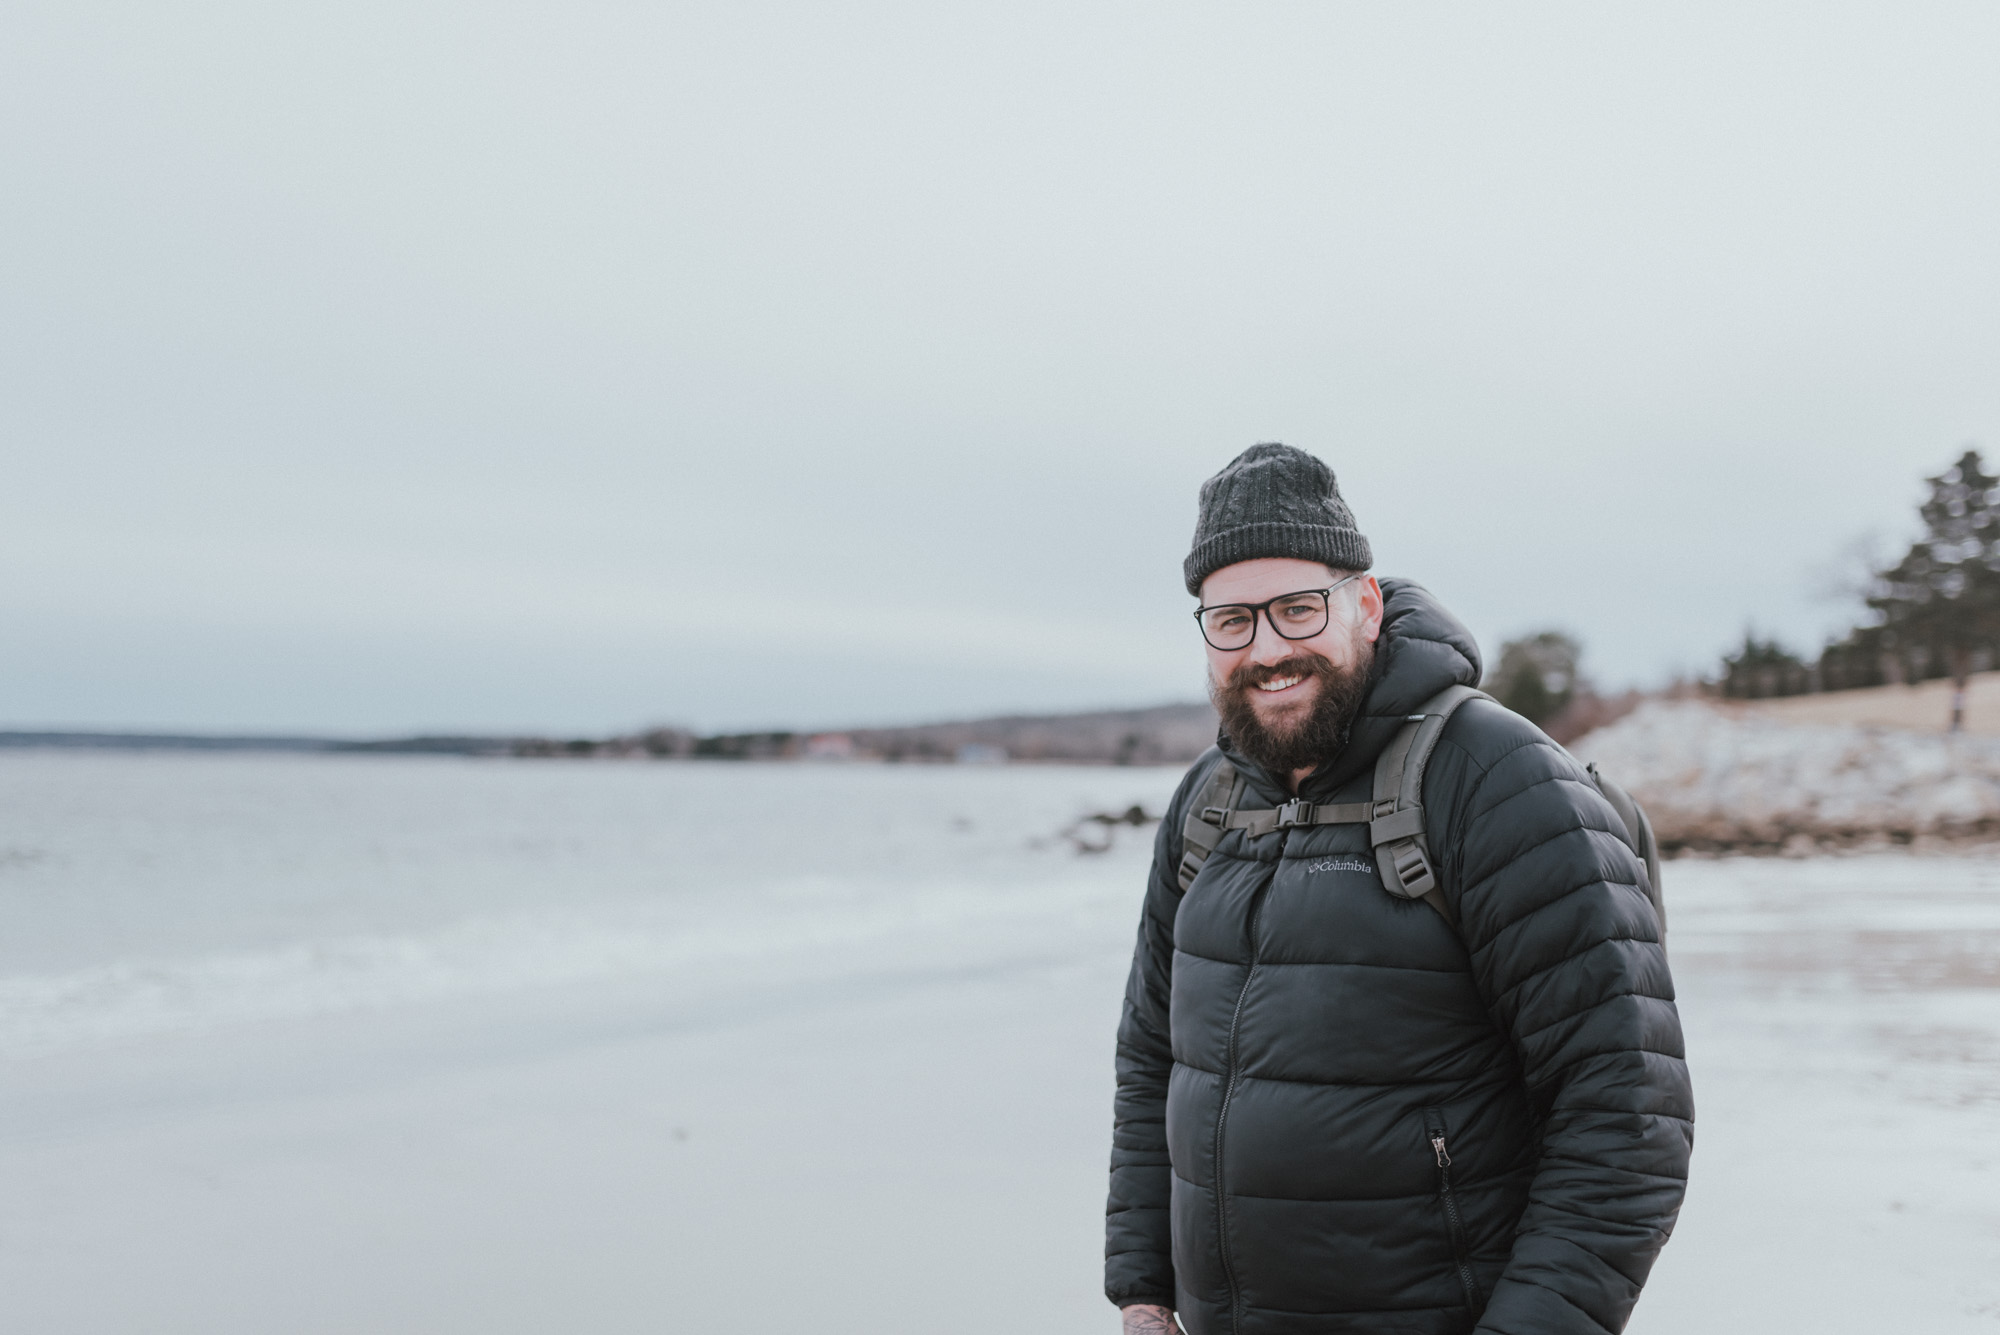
xmin=1193 ymin=574 xmax=1363 ymax=651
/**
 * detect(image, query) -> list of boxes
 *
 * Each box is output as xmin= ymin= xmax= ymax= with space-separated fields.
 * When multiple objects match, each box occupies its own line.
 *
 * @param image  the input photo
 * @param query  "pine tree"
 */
xmin=1487 ymin=631 xmax=1581 ymax=724
xmin=1868 ymin=448 xmax=2000 ymax=729
xmin=1720 ymin=632 xmax=1811 ymax=698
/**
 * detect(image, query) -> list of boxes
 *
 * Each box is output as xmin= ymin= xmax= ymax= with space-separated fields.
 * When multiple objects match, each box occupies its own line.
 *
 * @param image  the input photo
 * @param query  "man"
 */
xmin=1106 ymin=444 xmax=1691 ymax=1335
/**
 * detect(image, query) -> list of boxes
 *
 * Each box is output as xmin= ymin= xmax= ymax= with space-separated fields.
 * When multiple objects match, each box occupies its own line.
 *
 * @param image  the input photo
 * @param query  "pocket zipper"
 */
xmin=1424 ymin=1106 xmax=1482 ymax=1314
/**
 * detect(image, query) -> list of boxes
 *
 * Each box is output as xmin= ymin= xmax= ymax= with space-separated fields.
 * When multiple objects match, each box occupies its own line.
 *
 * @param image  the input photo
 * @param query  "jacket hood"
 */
xmin=1218 ymin=577 xmax=1483 ymax=802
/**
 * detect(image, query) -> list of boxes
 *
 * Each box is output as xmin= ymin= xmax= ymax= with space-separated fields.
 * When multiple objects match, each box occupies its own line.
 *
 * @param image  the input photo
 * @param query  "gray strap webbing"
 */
xmin=1213 ymin=799 xmax=1377 ymax=839
xmin=1369 ymin=684 xmax=1490 ymax=927
xmin=1177 ymin=760 xmax=1247 ymax=892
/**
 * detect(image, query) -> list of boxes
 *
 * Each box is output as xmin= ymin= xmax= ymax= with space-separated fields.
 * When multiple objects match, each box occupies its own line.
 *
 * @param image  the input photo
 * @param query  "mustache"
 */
xmin=1221 ymin=653 xmax=1341 ymax=696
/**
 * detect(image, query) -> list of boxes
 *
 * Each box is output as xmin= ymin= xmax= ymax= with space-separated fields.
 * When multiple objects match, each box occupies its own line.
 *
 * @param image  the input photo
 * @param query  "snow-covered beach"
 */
xmin=1578 ymin=697 xmax=2000 ymax=850
xmin=2 ymin=751 xmax=1997 ymax=1332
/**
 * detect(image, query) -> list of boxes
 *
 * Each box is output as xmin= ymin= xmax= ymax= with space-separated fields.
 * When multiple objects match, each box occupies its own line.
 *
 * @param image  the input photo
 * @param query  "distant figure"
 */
xmin=1107 ymin=445 xmax=1691 ymax=1335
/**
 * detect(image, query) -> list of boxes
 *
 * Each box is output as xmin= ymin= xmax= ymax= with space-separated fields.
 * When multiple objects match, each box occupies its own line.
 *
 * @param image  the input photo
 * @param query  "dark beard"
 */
xmin=1212 ymin=643 xmax=1376 ymax=778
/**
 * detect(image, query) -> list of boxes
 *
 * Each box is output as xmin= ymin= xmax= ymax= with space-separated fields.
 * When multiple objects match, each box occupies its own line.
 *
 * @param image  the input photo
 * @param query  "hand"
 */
xmin=1120 ymin=1304 xmax=1182 ymax=1334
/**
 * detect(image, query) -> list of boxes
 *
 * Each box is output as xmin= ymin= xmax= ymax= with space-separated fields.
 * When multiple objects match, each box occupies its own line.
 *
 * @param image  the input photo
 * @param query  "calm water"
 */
xmin=0 ymin=751 xmax=1182 ymax=1058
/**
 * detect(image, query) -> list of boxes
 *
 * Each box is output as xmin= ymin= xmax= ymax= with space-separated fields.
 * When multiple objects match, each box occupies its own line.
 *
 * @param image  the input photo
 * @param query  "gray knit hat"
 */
xmin=1183 ymin=443 xmax=1373 ymax=595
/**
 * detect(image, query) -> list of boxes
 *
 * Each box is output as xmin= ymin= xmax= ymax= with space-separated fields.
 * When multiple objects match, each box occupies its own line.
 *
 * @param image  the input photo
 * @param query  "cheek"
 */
xmin=1312 ymin=622 xmax=1372 ymax=667
xmin=1299 ymin=632 xmax=1350 ymax=670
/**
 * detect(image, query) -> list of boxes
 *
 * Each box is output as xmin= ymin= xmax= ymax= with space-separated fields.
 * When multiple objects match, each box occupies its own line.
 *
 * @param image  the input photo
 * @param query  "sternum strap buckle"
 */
xmin=1275 ymin=799 xmax=1315 ymax=828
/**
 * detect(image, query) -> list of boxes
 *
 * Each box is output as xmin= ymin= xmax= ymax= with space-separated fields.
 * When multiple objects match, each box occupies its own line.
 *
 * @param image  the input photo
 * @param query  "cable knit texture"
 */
xmin=1184 ymin=443 xmax=1374 ymax=596
xmin=1106 ymin=579 xmax=1693 ymax=1334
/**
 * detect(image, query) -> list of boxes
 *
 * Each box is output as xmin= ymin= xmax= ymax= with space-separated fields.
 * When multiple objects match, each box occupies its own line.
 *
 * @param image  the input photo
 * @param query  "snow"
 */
xmin=1576 ymin=700 xmax=2000 ymax=848
xmin=1 ymin=751 xmax=1997 ymax=1332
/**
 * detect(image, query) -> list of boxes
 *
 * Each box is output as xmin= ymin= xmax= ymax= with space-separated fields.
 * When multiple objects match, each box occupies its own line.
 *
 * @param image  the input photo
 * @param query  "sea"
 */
xmin=0 ymin=750 xmax=1180 ymax=1058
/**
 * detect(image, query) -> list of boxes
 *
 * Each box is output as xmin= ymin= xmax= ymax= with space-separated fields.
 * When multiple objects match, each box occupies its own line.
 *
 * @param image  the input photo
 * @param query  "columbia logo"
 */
xmin=1306 ymin=856 xmax=1375 ymax=874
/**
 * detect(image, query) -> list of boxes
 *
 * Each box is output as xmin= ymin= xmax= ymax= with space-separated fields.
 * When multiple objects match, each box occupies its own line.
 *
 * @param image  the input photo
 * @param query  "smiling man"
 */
xmin=1106 ymin=444 xmax=1692 ymax=1335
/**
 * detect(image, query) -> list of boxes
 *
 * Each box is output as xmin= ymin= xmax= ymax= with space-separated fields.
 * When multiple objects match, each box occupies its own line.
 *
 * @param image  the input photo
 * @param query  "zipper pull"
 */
xmin=1431 ymin=1133 xmax=1451 ymax=1168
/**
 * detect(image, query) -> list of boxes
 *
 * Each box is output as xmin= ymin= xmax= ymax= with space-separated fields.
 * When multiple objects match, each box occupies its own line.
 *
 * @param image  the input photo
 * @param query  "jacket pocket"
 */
xmin=1423 ymin=1106 xmax=1483 ymax=1315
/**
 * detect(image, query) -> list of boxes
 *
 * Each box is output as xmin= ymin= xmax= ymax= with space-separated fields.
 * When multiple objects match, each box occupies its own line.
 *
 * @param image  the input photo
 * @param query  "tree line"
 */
xmin=1721 ymin=448 xmax=2000 ymax=728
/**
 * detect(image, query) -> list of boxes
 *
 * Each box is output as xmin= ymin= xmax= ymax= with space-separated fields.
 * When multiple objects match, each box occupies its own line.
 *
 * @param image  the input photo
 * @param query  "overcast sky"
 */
xmin=7 ymin=2 xmax=2000 ymax=734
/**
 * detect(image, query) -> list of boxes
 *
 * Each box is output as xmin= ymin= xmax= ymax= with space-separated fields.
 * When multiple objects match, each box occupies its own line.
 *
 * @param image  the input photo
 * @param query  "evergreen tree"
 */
xmin=1867 ymin=448 xmax=2000 ymax=728
xmin=1814 ymin=624 xmax=1888 ymax=693
xmin=1720 ymin=632 xmax=1811 ymax=698
xmin=1487 ymin=631 xmax=1581 ymax=724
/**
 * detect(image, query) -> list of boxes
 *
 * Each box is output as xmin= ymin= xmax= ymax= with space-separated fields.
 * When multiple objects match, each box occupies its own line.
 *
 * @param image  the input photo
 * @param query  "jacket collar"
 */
xmin=1216 ymin=577 xmax=1483 ymax=805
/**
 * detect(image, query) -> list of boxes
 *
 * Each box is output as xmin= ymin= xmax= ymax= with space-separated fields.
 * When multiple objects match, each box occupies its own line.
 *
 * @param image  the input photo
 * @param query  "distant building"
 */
xmin=955 ymin=743 xmax=1008 ymax=765
xmin=805 ymin=732 xmax=857 ymax=760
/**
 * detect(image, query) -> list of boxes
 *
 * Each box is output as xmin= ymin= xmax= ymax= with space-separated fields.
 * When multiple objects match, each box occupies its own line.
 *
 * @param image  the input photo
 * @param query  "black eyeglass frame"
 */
xmin=1192 ymin=573 xmax=1365 ymax=651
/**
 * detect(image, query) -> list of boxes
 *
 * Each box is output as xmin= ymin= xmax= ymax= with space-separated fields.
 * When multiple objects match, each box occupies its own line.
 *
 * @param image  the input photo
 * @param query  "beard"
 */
xmin=1212 ymin=641 xmax=1377 ymax=778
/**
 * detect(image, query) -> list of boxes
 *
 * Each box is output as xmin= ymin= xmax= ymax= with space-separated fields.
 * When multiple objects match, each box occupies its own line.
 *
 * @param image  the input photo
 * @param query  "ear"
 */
xmin=1356 ymin=575 xmax=1385 ymax=644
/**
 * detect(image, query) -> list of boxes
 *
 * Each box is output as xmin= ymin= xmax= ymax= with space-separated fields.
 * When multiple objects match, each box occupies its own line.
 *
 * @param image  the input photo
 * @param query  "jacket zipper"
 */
xmin=1424 ymin=1106 xmax=1481 ymax=1315
xmin=1212 ymin=890 xmax=1265 ymax=1332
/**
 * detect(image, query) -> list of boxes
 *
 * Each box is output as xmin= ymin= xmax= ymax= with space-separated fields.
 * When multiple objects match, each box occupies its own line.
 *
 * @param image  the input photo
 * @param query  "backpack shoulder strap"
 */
xmin=1370 ymin=684 xmax=1491 ymax=927
xmin=1177 ymin=756 xmax=1248 ymax=893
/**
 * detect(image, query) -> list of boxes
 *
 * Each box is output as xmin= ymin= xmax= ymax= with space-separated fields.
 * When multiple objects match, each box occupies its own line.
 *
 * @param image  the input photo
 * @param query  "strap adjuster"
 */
xmin=1385 ymin=840 xmax=1437 ymax=898
xmin=1276 ymin=799 xmax=1315 ymax=828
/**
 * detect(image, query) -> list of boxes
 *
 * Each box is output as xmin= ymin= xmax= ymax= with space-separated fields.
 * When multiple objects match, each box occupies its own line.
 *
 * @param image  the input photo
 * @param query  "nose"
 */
xmin=1245 ymin=608 xmax=1295 ymax=664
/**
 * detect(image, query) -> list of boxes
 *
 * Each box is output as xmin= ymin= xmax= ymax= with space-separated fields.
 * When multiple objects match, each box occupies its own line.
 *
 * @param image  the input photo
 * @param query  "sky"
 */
xmin=7 ymin=2 xmax=2000 ymax=735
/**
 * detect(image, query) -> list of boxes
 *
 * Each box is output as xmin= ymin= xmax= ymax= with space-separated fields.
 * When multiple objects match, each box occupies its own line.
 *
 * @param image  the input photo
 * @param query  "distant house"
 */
xmin=805 ymin=732 xmax=857 ymax=760
xmin=955 ymin=743 xmax=1007 ymax=765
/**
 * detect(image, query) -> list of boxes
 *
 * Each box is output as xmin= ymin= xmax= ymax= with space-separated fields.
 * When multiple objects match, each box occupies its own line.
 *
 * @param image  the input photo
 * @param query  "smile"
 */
xmin=1256 ymin=674 xmax=1304 ymax=693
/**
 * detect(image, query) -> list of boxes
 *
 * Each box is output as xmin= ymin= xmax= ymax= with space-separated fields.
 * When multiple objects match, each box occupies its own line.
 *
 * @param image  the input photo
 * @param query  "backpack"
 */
xmin=1175 ymin=684 xmax=1665 ymax=937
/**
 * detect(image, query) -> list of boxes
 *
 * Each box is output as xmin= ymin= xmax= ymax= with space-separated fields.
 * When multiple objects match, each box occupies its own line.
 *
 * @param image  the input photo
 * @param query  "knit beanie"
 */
xmin=1183 ymin=443 xmax=1373 ymax=596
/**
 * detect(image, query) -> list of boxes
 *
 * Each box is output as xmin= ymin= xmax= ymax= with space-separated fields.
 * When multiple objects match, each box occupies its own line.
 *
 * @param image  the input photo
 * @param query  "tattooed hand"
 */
xmin=1120 ymin=1304 xmax=1181 ymax=1334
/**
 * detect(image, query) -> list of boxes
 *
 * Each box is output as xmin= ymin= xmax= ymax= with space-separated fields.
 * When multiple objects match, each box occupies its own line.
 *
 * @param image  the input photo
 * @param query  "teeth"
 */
xmin=1257 ymin=675 xmax=1302 ymax=692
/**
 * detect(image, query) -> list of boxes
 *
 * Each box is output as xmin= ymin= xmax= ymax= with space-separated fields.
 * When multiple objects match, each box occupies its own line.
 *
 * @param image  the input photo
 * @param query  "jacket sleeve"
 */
xmin=1104 ymin=774 xmax=1197 ymax=1310
xmin=1440 ymin=716 xmax=1694 ymax=1335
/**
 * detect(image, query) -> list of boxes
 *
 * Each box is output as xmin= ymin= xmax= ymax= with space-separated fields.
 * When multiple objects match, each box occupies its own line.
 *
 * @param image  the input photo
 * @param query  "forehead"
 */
xmin=1200 ymin=557 xmax=1338 ymax=605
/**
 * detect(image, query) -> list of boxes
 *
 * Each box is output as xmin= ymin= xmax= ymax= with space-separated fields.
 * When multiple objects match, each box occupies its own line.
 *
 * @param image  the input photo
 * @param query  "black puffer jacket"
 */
xmin=1106 ymin=580 xmax=1692 ymax=1335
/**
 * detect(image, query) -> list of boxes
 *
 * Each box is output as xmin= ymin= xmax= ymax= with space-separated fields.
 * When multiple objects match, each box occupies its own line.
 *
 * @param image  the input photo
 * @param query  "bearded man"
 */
xmin=1106 ymin=444 xmax=1691 ymax=1335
